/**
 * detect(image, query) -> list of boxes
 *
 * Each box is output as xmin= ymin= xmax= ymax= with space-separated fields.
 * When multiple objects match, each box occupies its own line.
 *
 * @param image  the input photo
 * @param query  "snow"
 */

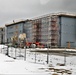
xmin=0 ymin=45 xmax=76 ymax=75
xmin=0 ymin=53 xmax=51 ymax=75
xmin=0 ymin=45 xmax=7 ymax=49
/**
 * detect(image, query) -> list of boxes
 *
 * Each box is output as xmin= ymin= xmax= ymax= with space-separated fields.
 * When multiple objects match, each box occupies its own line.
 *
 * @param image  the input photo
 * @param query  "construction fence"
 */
xmin=0 ymin=46 xmax=76 ymax=66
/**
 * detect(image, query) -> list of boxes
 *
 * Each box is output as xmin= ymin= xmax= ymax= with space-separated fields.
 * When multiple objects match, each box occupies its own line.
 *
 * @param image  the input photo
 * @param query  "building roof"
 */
xmin=52 ymin=12 xmax=76 ymax=18
xmin=5 ymin=19 xmax=30 ymax=27
xmin=0 ymin=27 xmax=4 ymax=29
xmin=32 ymin=12 xmax=76 ymax=20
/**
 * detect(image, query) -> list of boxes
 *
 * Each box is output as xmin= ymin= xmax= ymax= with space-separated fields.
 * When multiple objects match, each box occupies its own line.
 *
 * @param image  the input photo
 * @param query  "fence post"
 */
xmin=6 ymin=46 xmax=9 ymax=56
xmin=47 ymin=48 xmax=49 ymax=64
xmin=35 ymin=51 xmax=36 ymax=63
xmin=14 ymin=46 xmax=16 ymax=59
xmin=24 ymin=46 xmax=26 ymax=61
xmin=64 ymin=47 xmax=66 ymax=66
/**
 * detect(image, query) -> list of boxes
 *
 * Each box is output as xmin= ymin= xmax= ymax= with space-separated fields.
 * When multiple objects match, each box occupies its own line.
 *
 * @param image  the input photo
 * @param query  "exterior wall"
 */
xmin=6 ymin=22 xmax=24 ymax=43
xmin=33 ymin=15 xmax=76 ymax=48
xmin=5 ymin=27 xmax=7 ymax=43
xmin=32 ymin=19 xmax=42 ymax=43
xmin=32 ymin=16 xmax=58 ymax=47
xmin=41 ymin=16 xmax=51 ymax=45
xmin=59 ymin=16 xmax=76 ymax=48
xmin=0 ymin=28 xmax=5 ymax=44
xmin=3 ymin=27 xmax=5 ymax=44
xmin=24 ymin=21 xmax=33 ymax=42
xmin=3 ymin=13 xmax=76 ymax=48
xmin=0 ymin=28 xmax=3 ymax=44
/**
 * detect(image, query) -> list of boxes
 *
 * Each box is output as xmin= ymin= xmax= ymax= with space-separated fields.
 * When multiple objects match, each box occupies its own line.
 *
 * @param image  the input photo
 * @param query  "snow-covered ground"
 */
xmin=0 ymin=54 xmax=52 ymax=75
xmin=0 ymin=45 xmax=76 ymax=75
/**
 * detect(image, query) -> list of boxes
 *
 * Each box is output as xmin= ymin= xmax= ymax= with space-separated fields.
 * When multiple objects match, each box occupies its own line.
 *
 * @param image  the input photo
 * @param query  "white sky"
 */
xmin=0 ymin=0 xmax=76 ymax=26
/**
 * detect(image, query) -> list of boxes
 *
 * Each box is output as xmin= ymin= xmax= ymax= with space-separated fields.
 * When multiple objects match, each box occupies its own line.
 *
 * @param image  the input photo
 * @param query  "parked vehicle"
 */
xmin=25 ymin=42 xmax=44 ymax=48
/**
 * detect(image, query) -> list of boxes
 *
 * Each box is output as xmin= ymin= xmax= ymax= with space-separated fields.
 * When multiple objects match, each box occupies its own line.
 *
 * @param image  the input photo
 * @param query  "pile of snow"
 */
xmin=0 ymin=45 xmax=7 ymax=49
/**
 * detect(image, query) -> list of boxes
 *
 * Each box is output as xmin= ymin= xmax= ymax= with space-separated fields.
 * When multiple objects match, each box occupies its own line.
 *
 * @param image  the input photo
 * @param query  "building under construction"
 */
xmin=31 ymin=13 xmax=76 ymax=48
xmin=32 ymin=15 xmax=58 ymax=47
xmin=4 ymin=12 xmax=76 ymax=48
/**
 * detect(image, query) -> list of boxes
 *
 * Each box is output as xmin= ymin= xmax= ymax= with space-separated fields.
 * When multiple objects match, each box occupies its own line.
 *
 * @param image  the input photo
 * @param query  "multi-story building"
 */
xmin=5 ymin=20 xmax=25 ymax=43
xmin=2 ymin=27 xmax=5 ymax=44
xmin=0 ymin=27 xmax=5 ymax=44
xmin=32 ymin=13 xmax=76 ymax=48
xmin=4 ymin=13 xmax=76 ymax=48
xmin=57 ymin=13 xmax=76 ymax=48
xmin=0 ymin=27 xmax=3 ymax=44
xmin=32 ymin=15 xmax=58 ymax=47
xmin=5 ymin=20 xmax=32 ymax=44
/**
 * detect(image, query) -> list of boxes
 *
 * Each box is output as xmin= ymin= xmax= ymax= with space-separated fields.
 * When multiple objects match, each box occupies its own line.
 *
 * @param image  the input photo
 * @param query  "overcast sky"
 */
xmin=0 ymin=0 xmax=76 ymax=26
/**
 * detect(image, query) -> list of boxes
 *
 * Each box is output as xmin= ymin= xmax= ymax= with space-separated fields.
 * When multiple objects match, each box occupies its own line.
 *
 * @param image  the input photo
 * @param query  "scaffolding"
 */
xmin=32 ymin=15 xmax=58 ymax=47
xmin=51 ymin=16 xmax=58 ymax=47
xmin=32 ymin=19 xmax=41 ymax=43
